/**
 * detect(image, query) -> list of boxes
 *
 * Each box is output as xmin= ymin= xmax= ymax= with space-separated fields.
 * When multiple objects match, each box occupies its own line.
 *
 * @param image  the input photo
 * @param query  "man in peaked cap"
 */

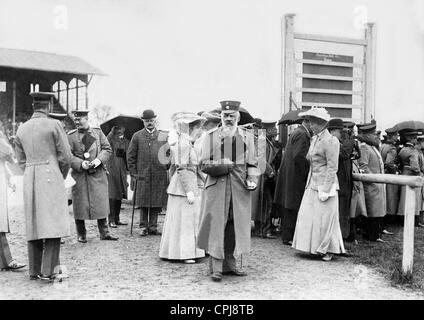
xmin=67 ymin=110 xmax=118 ymax=243
xmin=127 ymin=109 xmax=170 ymax=236
xmin=197 ymin=100 xmax=260 ymax=282
xmin=14 ymin=92 xmax=73 ymax=281
xmin=356 ymin=121 xmax=387 ymax=242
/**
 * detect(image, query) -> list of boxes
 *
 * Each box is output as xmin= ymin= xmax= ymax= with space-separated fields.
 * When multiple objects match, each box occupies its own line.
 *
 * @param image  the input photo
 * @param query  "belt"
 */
xmin=25 ymin=159 xmax=50 ymax=167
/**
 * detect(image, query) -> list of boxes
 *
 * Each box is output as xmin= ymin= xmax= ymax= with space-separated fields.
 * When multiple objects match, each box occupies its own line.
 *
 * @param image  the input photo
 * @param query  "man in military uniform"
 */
xmin=67 ymin=110 xmax=118 ymax=243
xmin=197 ymin=100 xmax=259 ymax=282
xmin=127 ymin=109 xmax=170 ymax=236
xmin=14 ymin=92 xmax=72 ymax=281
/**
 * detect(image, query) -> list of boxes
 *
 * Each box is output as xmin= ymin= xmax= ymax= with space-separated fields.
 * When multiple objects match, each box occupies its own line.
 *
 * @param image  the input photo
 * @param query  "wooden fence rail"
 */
xmin=352 ymin=173 xmax=424 ymax=277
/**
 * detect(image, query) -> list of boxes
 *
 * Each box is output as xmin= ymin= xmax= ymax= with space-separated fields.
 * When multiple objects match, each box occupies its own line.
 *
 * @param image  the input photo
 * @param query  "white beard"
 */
xmin=221 ymin=124 xmax=237 ymax=137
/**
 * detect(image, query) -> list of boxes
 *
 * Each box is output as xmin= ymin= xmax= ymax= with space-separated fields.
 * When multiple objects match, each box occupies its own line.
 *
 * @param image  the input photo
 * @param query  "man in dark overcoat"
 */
xmin=68 ymin=110 xmax=118 ymax=243
xmin=14 ymin=92 xmax=73 ymax=281
xmin=273 ymin=119 xmax=312 ymax=245
xmin=127 ymin=109 xmax=170 ymax=236
xmin=197 ymin=100 xmax=259 ymax=282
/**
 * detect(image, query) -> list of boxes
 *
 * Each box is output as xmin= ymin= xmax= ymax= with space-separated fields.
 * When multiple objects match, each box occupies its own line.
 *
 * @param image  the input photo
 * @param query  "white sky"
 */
xmin=0 ymin=0 xmax=423 ymax=130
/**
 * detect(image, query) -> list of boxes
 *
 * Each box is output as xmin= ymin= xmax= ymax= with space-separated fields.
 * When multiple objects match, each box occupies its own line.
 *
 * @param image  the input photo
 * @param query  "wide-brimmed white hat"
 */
xmin=299 ymin=107 xmax=330 ymax=122
xmin=171 ymin=112 xmax=206 ymax=124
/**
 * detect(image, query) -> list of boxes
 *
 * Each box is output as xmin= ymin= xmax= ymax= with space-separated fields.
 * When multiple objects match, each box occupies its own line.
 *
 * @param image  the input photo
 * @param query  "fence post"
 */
xmin=402 ymin=185 xmax=416 ymax=277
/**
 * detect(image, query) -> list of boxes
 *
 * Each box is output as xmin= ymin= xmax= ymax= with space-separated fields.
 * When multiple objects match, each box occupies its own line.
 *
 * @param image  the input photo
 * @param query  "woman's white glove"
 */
xmin=186 ymin=191 xmax=195 ymax=204
xmin=318 ymin=192 xmax=329 ymax=202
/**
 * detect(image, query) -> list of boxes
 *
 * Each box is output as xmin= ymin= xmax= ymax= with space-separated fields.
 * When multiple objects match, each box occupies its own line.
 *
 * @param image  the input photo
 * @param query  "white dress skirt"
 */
xmin=159 ymin=194 xmax=205 ymax=260
xmin=292 ymin=187 xmax=346 ymax=255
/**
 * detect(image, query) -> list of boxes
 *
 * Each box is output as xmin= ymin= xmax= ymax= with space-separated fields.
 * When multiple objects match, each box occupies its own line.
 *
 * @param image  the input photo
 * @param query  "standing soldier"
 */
xmin=380 ymin=127 xmax=400 ymax=230
xmin=106 ymin=126 xmax=130 ymax=228
xmin=68 ymin=110 xmax=118 ymax=243
xmin=127 ymin=109 xmax=170 ymax=236
xmin=197 ymin=100 xmax=259 ymax=282
xmin=14 ymin=92 xmax=72 ymax=281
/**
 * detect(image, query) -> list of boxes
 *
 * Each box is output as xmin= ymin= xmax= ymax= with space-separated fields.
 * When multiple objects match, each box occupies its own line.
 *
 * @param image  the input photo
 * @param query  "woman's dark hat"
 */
xmin=328 ymin=119 xmax=344 ymax=130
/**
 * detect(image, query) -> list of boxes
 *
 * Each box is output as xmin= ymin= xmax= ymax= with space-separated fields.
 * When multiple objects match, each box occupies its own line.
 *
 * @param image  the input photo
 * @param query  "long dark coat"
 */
xmin=68 ymin=127 xmax=112 ymax=220
xmin=357 ymin=135 xmax=386 ymax=218
xmin=14 ymin=111 xmax=73 ymax=240
xmin=197 ymin=127 xmax=259 ymax=259
xmin=380 ymin=142 xmax=400 ymax=215
xmin=127 ymin=129 xmax=170 ymax=208
xmin=337 ymin=136 xmax=353 ymax=238
xmin=274 ymin=125 xmax=311 ymax=214
xmin=106 ymin=133 xmax=129 ymax=200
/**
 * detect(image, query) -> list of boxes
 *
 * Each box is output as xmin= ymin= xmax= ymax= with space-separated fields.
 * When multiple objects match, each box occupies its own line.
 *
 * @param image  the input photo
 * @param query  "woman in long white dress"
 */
xmin=292 ymin=107 xmax=346 ymax=261
xmin=159 ymin=112 xmax=206 ymax=263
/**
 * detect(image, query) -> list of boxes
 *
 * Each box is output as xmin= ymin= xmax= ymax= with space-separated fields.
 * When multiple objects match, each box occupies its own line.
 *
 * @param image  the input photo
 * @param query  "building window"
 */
xmin=0 ymin=81 xmax=6 ymax=92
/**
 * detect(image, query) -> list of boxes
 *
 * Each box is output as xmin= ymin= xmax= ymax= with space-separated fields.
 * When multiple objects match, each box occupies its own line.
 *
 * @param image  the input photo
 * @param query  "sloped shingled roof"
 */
xmin=0 ymin=47 xmax=105 ymax=75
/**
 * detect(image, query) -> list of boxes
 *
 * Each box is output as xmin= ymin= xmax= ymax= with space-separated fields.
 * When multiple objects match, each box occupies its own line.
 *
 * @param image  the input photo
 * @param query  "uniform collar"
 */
xmin=31 ymin=110 xmax=48 ymax=118
xmin=146 ymin=128 xmax=156 ymax=134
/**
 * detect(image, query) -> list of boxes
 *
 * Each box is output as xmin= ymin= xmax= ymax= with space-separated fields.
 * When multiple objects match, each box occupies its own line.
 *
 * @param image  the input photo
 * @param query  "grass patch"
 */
xmin=345 ymin=225 xmax=424 ymax=291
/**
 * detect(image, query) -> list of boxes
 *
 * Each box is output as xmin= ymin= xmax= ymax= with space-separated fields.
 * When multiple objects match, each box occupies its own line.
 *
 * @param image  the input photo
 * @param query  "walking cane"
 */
xmin=130 ymin=178 xmax=138 ymax=235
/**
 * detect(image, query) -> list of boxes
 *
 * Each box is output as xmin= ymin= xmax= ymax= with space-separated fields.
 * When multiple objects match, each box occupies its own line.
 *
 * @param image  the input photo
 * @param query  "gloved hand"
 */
xmin=318 ymin=193 xmax=329 ymax=202
xmin=246 ymin=180 xmax=257 ymax=190
xmin=90 ymin=158 xmax=102 ymax=168
xmin=81 ymin=161 xmax=91 ymax=170
xmin=186 ymin=191 xmax=195 ymax=204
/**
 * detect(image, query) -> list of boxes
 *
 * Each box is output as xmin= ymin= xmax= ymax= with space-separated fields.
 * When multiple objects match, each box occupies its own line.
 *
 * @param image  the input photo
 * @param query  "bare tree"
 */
xmin=89 ymin=104 xmax=118 ymax=127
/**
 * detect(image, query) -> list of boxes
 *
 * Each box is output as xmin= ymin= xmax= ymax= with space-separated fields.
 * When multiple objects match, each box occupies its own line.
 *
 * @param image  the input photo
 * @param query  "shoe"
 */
xmin=108 ymin=222 xmax=117 ymax=228
xmin=382 ymin=229 xmax=394 ymax=235
xmin=60 ymin=239 xmax=65 ymax=244
xmin=116 ymin=221 xmax=128 ymax=226
xmin=376 ymin=238 xmax=387 ymax=243
xmin=77 ymin=236 xmax=87 ymax=243
xmin=341 ymin=252 xmax=354 ymax=257
xmin=149 ymin=229 xmax=162 ymax=235
xmin=38 ymin=274 xmax=53 ymax=281
xmin=139 ymin=228 xmax=148 ymax=237
xmin=184 ymin=259 xmax=196 ymax=264
xmin=211 ymin=272 xmax=222 ymax=282
xmin=29 ymin=275 xmax=39 ymax=280
xmin=282 ymin=240 xmax=293 ymax=246
xmin=2 ymin=260 xmax=26 ymax=271
xmin=222 ymin=269 xmax=248 ymax=276
xmin=322 ymin=254 xmax=333 ymax=262
xmin=100 ymin=235 xmax=119 ymax=241
xmin=264 ymin=233 xmax=277 ymax=239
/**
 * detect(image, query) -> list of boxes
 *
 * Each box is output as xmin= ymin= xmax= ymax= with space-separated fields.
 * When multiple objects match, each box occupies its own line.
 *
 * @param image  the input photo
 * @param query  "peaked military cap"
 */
xmin=30 ymin=91 xmax=55 ymax=102
xmin=48 ymin=113 xmax=68 ymax=121
xmin=385 ymin=126 xmax=398 ymax=134
xmin=357 ymin=122 xmax=377 ymax=133
xmin=220 ymin=100 xmax=241 ymax=112
xmin=262 ymin=120 xmax=277 ymax=129
xmin=72 ymin=110 xmax=89 ymax=118
xmin=343 ymin=121 xmax=355 ymax=129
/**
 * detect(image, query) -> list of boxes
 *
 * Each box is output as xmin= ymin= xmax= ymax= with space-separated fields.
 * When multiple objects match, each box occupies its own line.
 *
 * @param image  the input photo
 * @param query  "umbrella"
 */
xmin=393 ymin=120 xmax=424 ymax=133
xmin=100 ymin=114 xmax=144 ymax=141
xmin=211 ymin=107 xmax=254 ymax=125
xmin=277 ymin=109 xmax=304 ymax=126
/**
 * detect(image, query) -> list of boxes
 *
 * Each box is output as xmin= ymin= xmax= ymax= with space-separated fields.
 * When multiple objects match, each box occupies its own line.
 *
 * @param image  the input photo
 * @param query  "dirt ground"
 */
xmin=1 ymin=177 xmax=424 ymax=300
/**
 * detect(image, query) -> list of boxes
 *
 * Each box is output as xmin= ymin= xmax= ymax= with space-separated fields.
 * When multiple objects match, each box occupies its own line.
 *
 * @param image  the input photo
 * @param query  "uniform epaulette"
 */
xmin=67 ymin=129 xmax=77 ymax=135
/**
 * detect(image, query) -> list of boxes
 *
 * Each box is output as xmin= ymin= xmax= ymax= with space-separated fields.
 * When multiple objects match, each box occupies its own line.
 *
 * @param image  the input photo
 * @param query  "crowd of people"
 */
xmin=1 ymin=91 xmax=423 ymax=283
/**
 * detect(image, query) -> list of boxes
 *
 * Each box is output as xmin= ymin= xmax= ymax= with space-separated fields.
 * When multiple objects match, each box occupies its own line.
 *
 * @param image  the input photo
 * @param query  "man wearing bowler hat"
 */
xmin=127 ymin=109 xmax=170 ymax=236
xmin=14 ymin=92 xmax=73 ymax=280
xmin=68 ymin=110 xmax=118 ymax=243
xmin=197 ymin=100 xmax=259 ymax=282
